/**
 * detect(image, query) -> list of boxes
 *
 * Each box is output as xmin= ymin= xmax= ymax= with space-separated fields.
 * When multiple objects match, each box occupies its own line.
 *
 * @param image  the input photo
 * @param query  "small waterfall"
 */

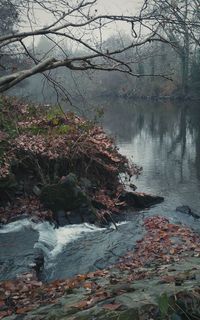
xmin=0 ymin=214 xmax=147 ymax=282
xmin=33 ymin=222 xmax=105 ymax=259
xmin=0 ymin=219 xmax=32 ymax=234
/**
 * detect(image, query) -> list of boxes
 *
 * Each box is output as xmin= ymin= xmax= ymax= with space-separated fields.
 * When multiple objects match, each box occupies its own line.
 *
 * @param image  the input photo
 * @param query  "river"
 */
xmin=0 ymin=99 xmax=200 ymax=282
xmin=102 ymin=98 xmax=200 ymax=213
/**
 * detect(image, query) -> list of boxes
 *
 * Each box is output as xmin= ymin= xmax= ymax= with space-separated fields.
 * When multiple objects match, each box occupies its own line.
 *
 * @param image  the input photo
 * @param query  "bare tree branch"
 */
xmin=2 ymin=0 xmax=197 ymax=93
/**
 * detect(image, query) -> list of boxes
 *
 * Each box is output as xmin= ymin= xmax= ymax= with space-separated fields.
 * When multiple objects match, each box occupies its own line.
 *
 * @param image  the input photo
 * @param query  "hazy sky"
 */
xmin=23 ymin=0 xmax=142 ymax=47
xmin=32 ymin=0 xmax=141 ymax=27
xmin=96 ymin=0 xmax=140 ymax=15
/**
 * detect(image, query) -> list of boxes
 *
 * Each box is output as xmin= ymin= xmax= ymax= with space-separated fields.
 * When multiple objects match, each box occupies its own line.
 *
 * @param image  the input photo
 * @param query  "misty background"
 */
xmin=2 ymin=0 xmax=198 ymax=109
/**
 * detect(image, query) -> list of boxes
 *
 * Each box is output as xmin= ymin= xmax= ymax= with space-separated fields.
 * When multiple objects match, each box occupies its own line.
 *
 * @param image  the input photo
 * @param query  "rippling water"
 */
xmin=0 ymin=219 xmax=144 ymax=281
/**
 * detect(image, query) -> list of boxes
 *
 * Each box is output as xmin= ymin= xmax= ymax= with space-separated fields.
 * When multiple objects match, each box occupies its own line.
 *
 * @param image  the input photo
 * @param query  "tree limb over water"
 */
xmin=0 ymin=0 xmax=173 ymax=92
xmin=0 ymin=0 xmax=200 ymax=94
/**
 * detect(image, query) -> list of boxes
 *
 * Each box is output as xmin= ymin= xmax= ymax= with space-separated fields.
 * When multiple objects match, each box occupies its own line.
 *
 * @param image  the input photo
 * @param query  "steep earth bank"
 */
xmin=0 ymin=96 xmax=163 ymax=226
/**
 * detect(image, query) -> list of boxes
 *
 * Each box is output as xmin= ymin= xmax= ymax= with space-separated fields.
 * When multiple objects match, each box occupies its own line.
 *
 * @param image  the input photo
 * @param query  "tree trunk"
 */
xmin=181 ymin=27 xmax=190 ymax=96
xmin=181 ymin=55 xmax=189 ymax=96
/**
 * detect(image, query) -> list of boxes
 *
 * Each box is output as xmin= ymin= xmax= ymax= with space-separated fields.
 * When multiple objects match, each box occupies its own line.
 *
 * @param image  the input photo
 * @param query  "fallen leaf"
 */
xmin=72 ymin=300 xmax=89 ymax=310
xmin=160 ymin=275 xmax=175 ymax=283
xmin=103 ymin=303 xmax=122 ymax=311
xmin=16 ymin=306 xmax=37 ymax=314
xmin=0 ymin=311 xmax=9 ymax=319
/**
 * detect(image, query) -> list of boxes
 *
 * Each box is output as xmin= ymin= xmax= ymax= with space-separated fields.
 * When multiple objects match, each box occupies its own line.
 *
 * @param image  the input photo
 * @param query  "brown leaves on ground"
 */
xmin=0 ymin=96 xmax=141 ymax=223
xmin=0 ymin=216 xmax=199 ymax=318
xmin=0 ymin=97 xmax=136 ymax=181
xmin=0 ymin=270 xmax=108 ymax=318
xmin=117 ymin=216 xmax=200 ymax=274
xmin=103 ymin=303 xmax=122 ymax=311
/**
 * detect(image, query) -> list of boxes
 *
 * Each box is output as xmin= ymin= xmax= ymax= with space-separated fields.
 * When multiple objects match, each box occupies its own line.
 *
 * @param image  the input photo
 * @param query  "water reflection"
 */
xmin=101 ymin=99 xmax=200 ymax=213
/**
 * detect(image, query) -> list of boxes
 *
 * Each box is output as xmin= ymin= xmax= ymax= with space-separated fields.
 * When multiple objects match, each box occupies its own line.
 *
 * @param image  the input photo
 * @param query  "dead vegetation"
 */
xmin=0 ymin=96 xmax=141 ymax=224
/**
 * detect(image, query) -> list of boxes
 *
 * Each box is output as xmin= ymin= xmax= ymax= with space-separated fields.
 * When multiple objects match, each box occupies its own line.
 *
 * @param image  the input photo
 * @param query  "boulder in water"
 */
xmin=32 ymin=248 xmax=44 ymax=279
xmin=40 ymin=173 xmax=88 ymax=212
xmin=176 ymin=206 xmax=199 ymax=219
xmin=120 ymin=191 xmax=164 ymax=208
xmin=40 ymin=173 xmax=96 ymax=226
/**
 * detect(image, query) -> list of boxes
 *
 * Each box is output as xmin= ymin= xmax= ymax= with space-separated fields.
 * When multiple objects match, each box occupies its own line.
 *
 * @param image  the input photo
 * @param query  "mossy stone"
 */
xmin=40 ymin=173 xmax=90 ymax=212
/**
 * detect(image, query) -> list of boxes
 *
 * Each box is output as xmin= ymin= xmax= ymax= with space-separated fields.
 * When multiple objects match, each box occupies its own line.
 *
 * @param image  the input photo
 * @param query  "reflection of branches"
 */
xmin=168 ymin=105 xmax=188 ymax=159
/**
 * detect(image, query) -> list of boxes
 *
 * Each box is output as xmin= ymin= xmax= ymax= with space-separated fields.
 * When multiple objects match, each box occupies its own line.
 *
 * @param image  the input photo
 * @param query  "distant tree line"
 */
xmin=1 ymin=0 xmax=200 ymax=101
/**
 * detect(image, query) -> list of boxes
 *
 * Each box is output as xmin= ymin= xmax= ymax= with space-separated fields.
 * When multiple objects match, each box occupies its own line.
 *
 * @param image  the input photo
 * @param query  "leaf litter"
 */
xmin=0 ymin=216 xmax=199 ymax=318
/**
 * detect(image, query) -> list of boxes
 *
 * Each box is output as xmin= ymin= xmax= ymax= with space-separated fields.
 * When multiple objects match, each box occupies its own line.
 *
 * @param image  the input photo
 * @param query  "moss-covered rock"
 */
xmin=40 ymin=173 xmax=90 ymax=212
xmin=39 ymin=173 xmax=96 ymax=225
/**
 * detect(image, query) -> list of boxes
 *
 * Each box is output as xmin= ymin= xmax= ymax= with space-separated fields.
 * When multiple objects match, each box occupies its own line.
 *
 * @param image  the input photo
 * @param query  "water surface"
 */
xmin=102 ymin=99 xmax=200 ymax=214
xmin=0 ymin=99 xmax=200 ymax=281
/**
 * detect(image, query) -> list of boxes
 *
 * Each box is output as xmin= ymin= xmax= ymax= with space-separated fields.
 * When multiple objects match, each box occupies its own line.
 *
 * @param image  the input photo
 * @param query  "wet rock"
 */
xmin=32 ymin=249 xmax=44 ymax=279
xmin=8 ymin=214 xmax=29 ymax=223
xmin=79 ymin=178 xmax=92 ymax=192
xmin=40 ymin=173 xmax=87 ymax=211
xmin=13 ymin=256 xmax=200 ymax=320
xmin=55 ymin=210 xmax=70 ymax=226
xmin=0 ymin=226 xmax=38 ymax=281
xmin=54 ymin=207 xmax=96 ymax=226
xmin=176 ymin=206 xmax=200 ymax=219
xmin=40 ymin=173 xmax=96 ymax=226
xmin=120 ymin=191 xmax=164 ymax=208
xmin=129 ymin=183 xmax=137 ymax=191
xmin=32 ymin=185 xmax=41 ymax=196
xmin=66 ymin=206 xmax=96 ymax=225
xmin=176 ymin=205 xmax=192 ymax=214
xmin=110 ymin=283 xmax=135 ymax=295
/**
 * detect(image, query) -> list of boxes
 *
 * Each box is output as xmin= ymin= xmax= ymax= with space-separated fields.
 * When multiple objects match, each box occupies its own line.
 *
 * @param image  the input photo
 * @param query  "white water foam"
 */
xmin=0 ymin=219 xmax=106 ymax=258
xmin=0 ymin=219 xmax=128 ymax=261
xmin=34 ymin=222 xmax=105 ymax=258
xmin=0 ymin=219 xmax=32 ymax=233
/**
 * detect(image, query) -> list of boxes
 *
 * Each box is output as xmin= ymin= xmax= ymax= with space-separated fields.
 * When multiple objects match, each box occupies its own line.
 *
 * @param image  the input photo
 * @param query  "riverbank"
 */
xmin=0 ymin=96 xmax=163 ymax=226
xmin=0 ymin=215 xmax=199 ymax=319
xmin=1 ymin=97 xmax=200 ymax=320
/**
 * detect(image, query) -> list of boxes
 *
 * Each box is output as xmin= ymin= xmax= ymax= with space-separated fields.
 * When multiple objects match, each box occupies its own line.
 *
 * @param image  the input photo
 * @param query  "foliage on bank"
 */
xmin=0 ymin=96 xmax=141 ymax=224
